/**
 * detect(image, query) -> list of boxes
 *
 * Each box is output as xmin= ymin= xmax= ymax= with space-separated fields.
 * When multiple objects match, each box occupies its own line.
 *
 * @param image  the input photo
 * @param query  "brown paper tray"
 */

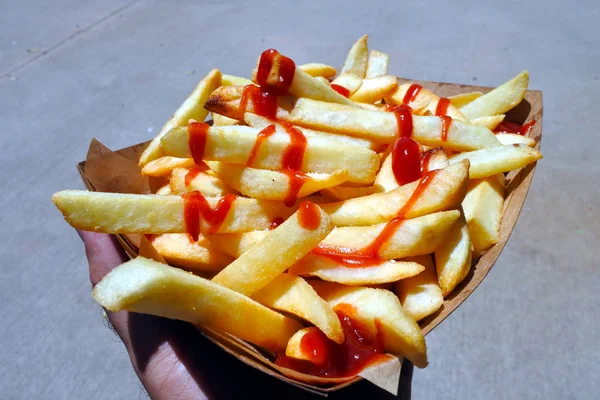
xmin=76 ymin=78 xmax=542 ymax=395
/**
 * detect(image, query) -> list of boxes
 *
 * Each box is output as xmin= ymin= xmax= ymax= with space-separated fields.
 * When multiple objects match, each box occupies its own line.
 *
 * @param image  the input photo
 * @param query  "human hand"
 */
xmin=79 ymin=231 xmax=412 ymax=399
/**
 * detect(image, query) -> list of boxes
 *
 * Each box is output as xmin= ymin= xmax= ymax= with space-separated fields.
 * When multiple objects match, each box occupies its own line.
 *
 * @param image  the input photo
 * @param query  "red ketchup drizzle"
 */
xmin=184 ymin=164 xmax=207 ymax=186
xmin=188 ymin=122 xmax=209 ymax=165
xmin=275 ymin=304 xmax=386 ymax=377
xmin=331 ymin=84 xmax=350 ymax=98
xmin=439 ymin=115 xmax=453 ymax=142
xmin=298 ymin=201 xmax=321 ymax=230
xmin=494 ymin=119 xmax=537 ymax=136
xmin=247 ymin=122 xmax=308 ymax=207
xmin=269 ymin=217 xmax=284 ymax=230
xmin=313 ymin=169 xmax=440 ymax=267
xmin=256 ymin=49 xmax=296 ymax=94
xmin=239 ymin=85 xmax=278 ymax=119
xmin=387 ymin=105 xmax=413 ymax=138
xmin=391 ymin=137 xmax=421 ymax=186
xmin=435 ymin=97 xmax=451 ymax=116
xmin=403 ymin=84 xmax=423 ymax=105
xmin=182 ymin=191 xmax=236 ymax=240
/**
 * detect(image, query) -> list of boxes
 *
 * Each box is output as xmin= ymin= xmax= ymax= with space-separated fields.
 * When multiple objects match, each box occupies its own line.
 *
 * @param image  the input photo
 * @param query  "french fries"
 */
xmin=93 ymin=256 xmax=302 ymax=350
xmin=449 ymin=144 xmax=543 ymax=179
xmin=54 ymin=34 xmax=543 ymax=382
xmin=462 ymin=174 xmax=506 ymax=254
xmin=394 ymin=255 xmax=443 ymax=321
xmin=460 ymin=71 xmax=529 ymax=119
xmin=159 ymin=124 xmax=379 ymax=184
xmin=252 ymin=273 xmax=343 ymax=343
xmin=212 ymin=202 xmax=333 ymax=295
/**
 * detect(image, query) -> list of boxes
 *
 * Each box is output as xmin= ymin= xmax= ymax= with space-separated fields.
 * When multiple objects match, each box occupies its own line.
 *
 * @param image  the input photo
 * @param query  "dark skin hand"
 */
xmin=79 ymin=231 xmax=413 ymax=399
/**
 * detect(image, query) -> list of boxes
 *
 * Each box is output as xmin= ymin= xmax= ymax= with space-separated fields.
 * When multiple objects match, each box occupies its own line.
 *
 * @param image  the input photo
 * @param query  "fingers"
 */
xmin=78 ymin=230 xmax=128 ymax=285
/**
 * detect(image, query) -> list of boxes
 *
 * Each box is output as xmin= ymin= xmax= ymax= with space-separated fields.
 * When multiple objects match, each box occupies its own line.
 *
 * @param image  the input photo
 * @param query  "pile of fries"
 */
xmin=53 ymin=35 xmax=542 ymax=380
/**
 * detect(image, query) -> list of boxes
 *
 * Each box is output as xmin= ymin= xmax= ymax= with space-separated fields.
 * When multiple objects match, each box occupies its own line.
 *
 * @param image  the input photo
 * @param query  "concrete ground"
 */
xmin=1 ymin=0 xmax=598 ymax=398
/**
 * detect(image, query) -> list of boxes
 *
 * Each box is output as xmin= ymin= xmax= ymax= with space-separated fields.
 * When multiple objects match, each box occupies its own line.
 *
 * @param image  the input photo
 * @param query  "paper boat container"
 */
xmin=76 ymin=78 xmax=542 ymax=395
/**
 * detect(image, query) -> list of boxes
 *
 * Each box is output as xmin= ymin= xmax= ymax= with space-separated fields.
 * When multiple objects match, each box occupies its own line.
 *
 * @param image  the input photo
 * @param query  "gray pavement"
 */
xmin=1 ymin=0 xmax=598 ymax=399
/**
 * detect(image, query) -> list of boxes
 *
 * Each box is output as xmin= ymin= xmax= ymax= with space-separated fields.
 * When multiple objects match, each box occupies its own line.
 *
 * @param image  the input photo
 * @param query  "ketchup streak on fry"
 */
xmin=440 ymin=115 xmax=453 ymax=142
xmin=297 ymin=201 xmax=321 ymax=230
xmin=182 ymin=191 xmax=236 ymax=240
xmin=388 ymin=105 xmax=413 ymax=138
xmin=239 ymin=85 xmax=278 ymax=120
xmin=188 ymin=122 xmax=209 ymax=165
xmin=184 ymin=165 xmax=206 ymax=186
xmin=269 ymin=217 xmax=284 ymax=230
xmin=435 ymin=97 xmax=451 ymax=116
xmin=391 ymin=137 xmax=421 ymax=186
xmin=313 ymin=170 xmax=440 ymax=266
xmin=256 ymin=49 xmax=296 ymax=94
xmin=493 ymin=119 xmax=537 ymax=136
xmin=276 ymin=304 xmax=386 ymax=377
xmin=402 ymin=84 xmax=422 ymax=105
xmin=331 ymin=84 xmax=350 ymax=98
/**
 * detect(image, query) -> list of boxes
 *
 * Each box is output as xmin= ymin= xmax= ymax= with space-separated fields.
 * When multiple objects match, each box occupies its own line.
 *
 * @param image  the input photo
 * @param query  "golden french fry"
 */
xmin=204 ymin=85 xmax=296 ymax=121
xmin=155 ymin=184 xmax=172 ymax=195
xmin=314 ymin=76 xmax=331 ymax=85
xmin=354 ymin=102 xmax=384 ymax=111
xmin=462 ymin=174 xmax=505 ymax=255
xmin=52 ymin=190 xmax=294 ymax=234
xmin=206 ymin=230 xmax=269 ymax=258
xmin=212 ymin=112 xmax=240 ymax=126
xmin=141 ymin=156 xmax=195 ymax=177
xmin=330 ymin=73 xmax=363 ymax=97
xmin=349 ymin=75 xmax=399 ymax=104
xmin=212 ymin=203 xmax=333 ymax=295
xmin=298 ymin=63 xmax=337 ymax=78
xmin=93 ymin=256 xmax=301 ymax=350
xmin=287 ymin=98 xmax=501 ymax=150
xmin=448 ymin=91 xmax=483 ymax=108
xmin=244 ymin=112 xmax=376 ymax=150
xmin=252 ymin=51 xmax=355 ymax=107
xmin=394 ymin=255 xmax=443 ymax=321
xmin=384 ymin=84 xmax=438 ymax=113
xmin=339 ymin=34 xmax=369 ymax=78
xmin=470 ymin=115 xmax=505 ymax=130
xmin=460 ymin=71 xmax=529 ymax=119
xmin=449 ymin=144 xmax=543 ymax=179
xmin=205 ymin=161 xmax=348 ymax=202
xmin=365 ymin=50 xmax=389 ymax=78
xmin=289 ymin=254 xmax=424 ymax=285
xmin=309 ymin=281 xmax=428 ymax=368
xmin=320 ymin=185 xmax=374 ymax=201
xmin=252 ymin=273 xmax=343 ymax=343
xmin=374 ymin=147 xmax=450 ymax=193
xmin=320 ymin=161 xmax=469 ymax=226
xmin=495 ymin=133 xmax=536 ymax=147
xmin=160 ymin=124 xmax=379 ymax=184
xmin=317 ymin=210 xmax=460 ymax=260
xmin=170 ymin=167 xmax=235 ymax=196
xmin=434 ymin=213 xmax=472 ymax=296
xmin=420 ymin=97 xmax=468 ymax=121
xmin=222 ymin=74 xmax=252 ymax=86
xmin=285 ymin=328 xmax=322 ymax=363
xmin=139 ymin=69 xmax=222 ymax=166
xmin=149 ymin=233 xmax=233 ymax=272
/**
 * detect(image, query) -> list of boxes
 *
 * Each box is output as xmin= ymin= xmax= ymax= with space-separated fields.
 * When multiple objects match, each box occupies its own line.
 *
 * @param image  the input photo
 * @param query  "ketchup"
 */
xmin=439 ymin=115 xmax=453 ymax=142
xmin=313 ymin=169 xmax=440 ymax=266
xmin=494 ymin=119 xmax=537 ymax=136
xmin=256 ymin=49 xmax=296 ymax=94
xmin=247 ymin=122 xmax=308 ymax=206
xmin=435 ymin=97 xmax=450 ymax=116
xmin=269 ymin=217 xmax=284 ymax=230
xmin=182 ymin=191 xmax=236 ymax=240
xmin=391 ymin=137 xmax=421 ymax=186
xmin=275 ymin=304 xmax=386 ymax=377
xmin=403 ymin=84 xmax=423 ymax=105
xmin=331 ymin=84 xmax=350 ymax=98
xmin=184 ymin=165 xmax=207 ymax=186
xmin=298 ymin=201 xmax=321 ymax=230
xmin=239 ymin=85 xmax=278 ymax=119
xmin=387 ymin=104 xmax=413 ymax=138
xmin=188 ymin=122 xmax=209 ymax=165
